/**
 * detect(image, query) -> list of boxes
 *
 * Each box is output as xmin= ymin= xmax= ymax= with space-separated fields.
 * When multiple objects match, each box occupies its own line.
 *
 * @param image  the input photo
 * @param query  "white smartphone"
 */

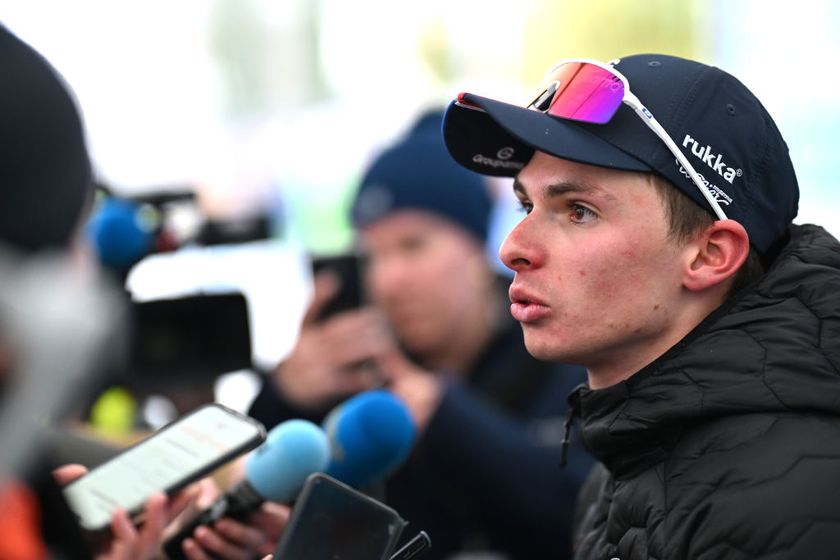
xmin=62 ymin=403 xmax=265 ymax=533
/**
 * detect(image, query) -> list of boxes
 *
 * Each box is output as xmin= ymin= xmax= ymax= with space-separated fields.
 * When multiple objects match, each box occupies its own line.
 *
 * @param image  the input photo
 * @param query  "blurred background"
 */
xmin=3 ymin=0 xmax=838 ymax=427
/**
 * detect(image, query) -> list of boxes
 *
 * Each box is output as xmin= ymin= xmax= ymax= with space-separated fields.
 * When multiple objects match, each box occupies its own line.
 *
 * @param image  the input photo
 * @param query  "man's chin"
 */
xmin=523 ymin=335 xmax=575 ymax=362
xmin=523 ymin=341 xmax=556 ymax=361
xmin=398 ymin=328 xmax=443 ymax=358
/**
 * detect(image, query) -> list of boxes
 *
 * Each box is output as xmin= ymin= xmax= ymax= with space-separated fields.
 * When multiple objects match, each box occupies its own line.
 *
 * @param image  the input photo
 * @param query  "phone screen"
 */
xmin=63 ymin=404 xmax=265 ymax=532
xmin=311 ymin=253 xmax=365 ymax=321
xmin=274 ymin=473 xmax=406 ymax=560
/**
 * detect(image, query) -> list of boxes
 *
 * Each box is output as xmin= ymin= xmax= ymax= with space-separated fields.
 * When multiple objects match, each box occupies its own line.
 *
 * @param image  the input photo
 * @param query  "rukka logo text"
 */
xmin=682 ymin=134 xmax=743 ymax=184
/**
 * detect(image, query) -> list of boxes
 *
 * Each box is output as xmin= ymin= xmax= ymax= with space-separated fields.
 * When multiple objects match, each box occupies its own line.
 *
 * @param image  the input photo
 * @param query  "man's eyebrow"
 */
xmin=513 ymin=177 xmax=616 ymax=201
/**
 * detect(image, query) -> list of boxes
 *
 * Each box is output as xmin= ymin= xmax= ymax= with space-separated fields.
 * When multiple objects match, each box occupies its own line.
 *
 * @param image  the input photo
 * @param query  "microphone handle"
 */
xmin=163 ymin=481 xmax=264 ymax=560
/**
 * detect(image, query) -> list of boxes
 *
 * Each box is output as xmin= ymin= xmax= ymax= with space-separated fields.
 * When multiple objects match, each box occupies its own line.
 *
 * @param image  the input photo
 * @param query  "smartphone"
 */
xmin=310 ymin=253 xmax=365 ymax=321
xmin=273 ymin=473 xmax=407 ymax=560
xmin=62 ymin=403 xmax=266 ymax=533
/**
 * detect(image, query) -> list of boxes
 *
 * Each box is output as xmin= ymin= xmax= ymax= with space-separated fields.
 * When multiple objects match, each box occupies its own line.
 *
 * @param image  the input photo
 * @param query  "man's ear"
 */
xmin=683 ymin=220 xmax=750 ymax=292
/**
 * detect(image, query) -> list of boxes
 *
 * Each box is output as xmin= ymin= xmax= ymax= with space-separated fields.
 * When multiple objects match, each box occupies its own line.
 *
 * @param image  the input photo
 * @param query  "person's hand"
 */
xmin=376 ymin=348 xmax=444 ymax=432
xmin=180 ymin=501 xmax=290 ymax=560
xmin=53 ymin=464 xmax=200 ymax=560
xmin=275 ymin=272 xmax=397 ymax=409
xmin=171 ymin=457 xmax=288 ymax=560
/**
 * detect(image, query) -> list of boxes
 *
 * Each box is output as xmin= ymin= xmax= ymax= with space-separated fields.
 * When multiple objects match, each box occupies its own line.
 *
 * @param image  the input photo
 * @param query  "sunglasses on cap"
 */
xmin=459 ymin=58 xmax=729 ymax=221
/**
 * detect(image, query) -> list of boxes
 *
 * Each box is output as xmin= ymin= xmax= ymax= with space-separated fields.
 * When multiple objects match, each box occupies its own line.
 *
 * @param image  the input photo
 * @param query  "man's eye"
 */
xmin=570 ymin=204 xmax=597 ymax=223
xmin=517 ymin=201 xmax=533 ymax=214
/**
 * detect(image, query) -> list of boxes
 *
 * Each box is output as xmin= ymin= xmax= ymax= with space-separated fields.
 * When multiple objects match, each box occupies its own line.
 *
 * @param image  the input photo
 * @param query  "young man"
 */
xmin=442 ymin=55 xmax=840 ymax=559
xmin=249 ymin=110 xmax=592 ymax=559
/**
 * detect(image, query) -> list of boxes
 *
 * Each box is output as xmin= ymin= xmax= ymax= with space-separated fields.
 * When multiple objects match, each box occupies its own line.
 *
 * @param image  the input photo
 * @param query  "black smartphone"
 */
xmin=62 ymin=403 xmax=266 ymax=533
xmin=310 ymin=253 xmax=365 ymax=321
xmin=273 ymin=473 xmax=407 ymax=560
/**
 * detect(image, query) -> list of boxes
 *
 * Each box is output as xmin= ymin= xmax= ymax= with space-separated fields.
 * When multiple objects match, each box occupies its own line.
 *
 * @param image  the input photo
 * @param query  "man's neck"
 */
xmin=586 ymin=290 xmax=729 ymax=390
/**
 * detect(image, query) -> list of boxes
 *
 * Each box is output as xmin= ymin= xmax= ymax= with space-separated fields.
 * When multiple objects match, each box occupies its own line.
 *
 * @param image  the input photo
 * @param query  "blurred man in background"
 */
xmin=0 ymin=22 xmax=202 ymax=559
xmin=0 ymin=23 xmax=268 ymax=560
xmin=249 ymin=110 xmax=592 ymax=559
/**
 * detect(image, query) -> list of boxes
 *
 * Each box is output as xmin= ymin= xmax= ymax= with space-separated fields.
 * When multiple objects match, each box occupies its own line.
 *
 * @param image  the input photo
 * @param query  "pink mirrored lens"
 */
xmin=544 ymin=63 xmax=624 ymax=124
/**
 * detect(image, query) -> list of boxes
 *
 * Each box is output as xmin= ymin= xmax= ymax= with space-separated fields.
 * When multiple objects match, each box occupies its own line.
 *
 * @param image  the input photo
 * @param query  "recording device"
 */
xmin=62 ymin=403 xmax=266 ymax=533
xmin=311 ymin=252 xmax=366 ymax=321
xmin=324 ymin=390 xmax=417 ymax=489
xmin=164 ymin=419 xmax=330 ymax=560
xmin=87 ymin=186 xmax=277 ymax=276
xmin=273 ymin=473 xmax=408 ymax=560
xmin=129 ymin=292 xmax=252 ymax=384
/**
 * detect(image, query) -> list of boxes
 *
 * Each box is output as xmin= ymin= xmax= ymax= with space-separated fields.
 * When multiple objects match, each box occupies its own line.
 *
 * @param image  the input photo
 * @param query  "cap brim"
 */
xmin=443 ymin=92 xmax=651 ymax=177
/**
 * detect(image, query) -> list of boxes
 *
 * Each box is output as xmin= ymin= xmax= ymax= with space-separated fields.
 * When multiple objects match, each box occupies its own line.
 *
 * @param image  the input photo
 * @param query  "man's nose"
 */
xmin=499 ymin=218 xmax=541 ymax=272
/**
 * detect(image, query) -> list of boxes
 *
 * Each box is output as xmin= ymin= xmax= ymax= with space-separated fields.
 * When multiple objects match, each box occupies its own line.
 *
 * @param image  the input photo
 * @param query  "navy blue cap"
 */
xmin=0 ymin=25 xmax=93 ymax=254
xmin=351 ymin=109 xmax=492 ymax=243
xmin=443 ymin=54 xmax=799 ymax=255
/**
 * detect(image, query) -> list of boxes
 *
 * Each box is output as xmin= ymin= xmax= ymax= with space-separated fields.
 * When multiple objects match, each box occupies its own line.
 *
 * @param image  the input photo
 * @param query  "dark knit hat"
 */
xmin=351 ymin=110 xmax=492 ymax=243
xmin=0 ymin=25 xmax=93 ymax=254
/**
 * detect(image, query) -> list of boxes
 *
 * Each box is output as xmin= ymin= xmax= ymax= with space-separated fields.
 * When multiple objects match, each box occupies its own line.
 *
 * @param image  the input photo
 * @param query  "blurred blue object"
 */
xmin=324 ymin=390 xmax=416 ymax=489
xmin=86 ymin=197 xmax=155 ymax=272
xmin=245 ymin=419 xmax=331 ymax=502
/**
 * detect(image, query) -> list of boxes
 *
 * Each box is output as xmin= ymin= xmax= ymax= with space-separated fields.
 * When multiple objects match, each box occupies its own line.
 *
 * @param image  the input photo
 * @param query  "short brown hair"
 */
xmin=648 ymin=174 xmax=764 ymax=294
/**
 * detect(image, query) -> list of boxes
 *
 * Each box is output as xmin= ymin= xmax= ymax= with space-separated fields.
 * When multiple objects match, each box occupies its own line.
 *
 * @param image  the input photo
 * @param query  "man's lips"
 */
xmin=508 ymin=285 xmax=551 ymax=323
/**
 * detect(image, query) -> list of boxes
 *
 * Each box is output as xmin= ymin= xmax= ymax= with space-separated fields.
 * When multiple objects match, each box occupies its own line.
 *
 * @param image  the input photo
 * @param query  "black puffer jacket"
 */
xmin=572 ymin=224 xmax=840 ymax=560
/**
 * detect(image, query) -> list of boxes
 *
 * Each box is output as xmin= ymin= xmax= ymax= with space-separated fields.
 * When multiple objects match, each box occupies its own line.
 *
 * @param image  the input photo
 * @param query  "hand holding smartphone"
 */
xmin=310 ymin=252 xmax=366 ymax=322
xmin=62 ymin=403 xmax=265 ymax=533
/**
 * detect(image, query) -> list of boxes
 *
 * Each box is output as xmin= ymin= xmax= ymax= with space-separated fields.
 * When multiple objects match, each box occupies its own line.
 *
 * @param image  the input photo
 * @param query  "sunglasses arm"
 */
xmin=624 ymin=95 xmax=729 ymax=221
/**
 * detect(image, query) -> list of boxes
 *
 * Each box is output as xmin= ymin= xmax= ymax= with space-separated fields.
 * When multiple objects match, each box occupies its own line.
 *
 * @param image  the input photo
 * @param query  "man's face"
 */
xmin=500 ymin=151 xmax=691 ymax=380
xmin=360 ymin=211 xmax=489 ymax=359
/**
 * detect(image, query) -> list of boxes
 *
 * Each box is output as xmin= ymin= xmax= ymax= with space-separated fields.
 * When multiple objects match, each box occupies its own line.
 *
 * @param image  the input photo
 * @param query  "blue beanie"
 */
xmin=350 ymin=110 xmax=492 ymax=243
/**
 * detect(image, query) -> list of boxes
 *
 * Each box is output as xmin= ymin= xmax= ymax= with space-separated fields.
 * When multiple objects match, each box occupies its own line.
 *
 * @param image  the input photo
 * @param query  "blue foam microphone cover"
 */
xmin=86 ymin=197 xmax=154 ymax=271
xmin=323 ymin=390 xmax=417 ymax=488
xmin=246 ymin=418 xmax=331 ymax=502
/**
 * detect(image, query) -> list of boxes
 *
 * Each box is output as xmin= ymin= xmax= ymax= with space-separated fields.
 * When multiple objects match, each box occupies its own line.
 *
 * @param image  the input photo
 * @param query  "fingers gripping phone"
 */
xmin=310 ymin=252 xmax=366 ymax=322
xmin=62 ymin=403 xmax=266 ymax=533
xmin=274 ymin=473 xmax=409 ymax=560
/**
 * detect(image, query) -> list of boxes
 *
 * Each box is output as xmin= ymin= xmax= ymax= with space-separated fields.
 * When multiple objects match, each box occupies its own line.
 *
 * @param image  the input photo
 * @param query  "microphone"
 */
xmin=166 ymin=392 xmax=414 ymax=558
xmin=86 ymin=191 xmax=185 ymax=275
xmin=164 ymin=418 xmax=330 ymax=560
xmin=86 ymin=196 xmax=156 ymax=272
xmin=323 ymin=390 xmax=417 ymax=489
